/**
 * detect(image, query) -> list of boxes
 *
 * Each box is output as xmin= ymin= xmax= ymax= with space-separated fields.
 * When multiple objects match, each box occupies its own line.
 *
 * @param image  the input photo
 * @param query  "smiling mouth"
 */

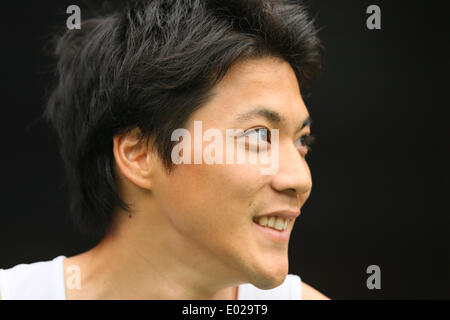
xmin=252 ymin=216 xmax=291 ymax=232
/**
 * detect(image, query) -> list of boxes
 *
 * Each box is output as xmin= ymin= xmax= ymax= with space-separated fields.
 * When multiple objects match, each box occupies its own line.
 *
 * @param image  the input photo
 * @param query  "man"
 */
xmin=0 ymin=0 xmax=328 ymax=299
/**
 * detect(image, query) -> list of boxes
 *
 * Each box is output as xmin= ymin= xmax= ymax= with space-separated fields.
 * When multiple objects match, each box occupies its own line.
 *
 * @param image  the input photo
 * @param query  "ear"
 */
xmin=113 ymin=128 xmax=154 ymax=190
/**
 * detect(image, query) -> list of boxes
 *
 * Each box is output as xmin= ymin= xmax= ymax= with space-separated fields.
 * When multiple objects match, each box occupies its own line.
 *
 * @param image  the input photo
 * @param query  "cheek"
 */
xmin=300 ymin=160 xmax=312 ymax=202
xmin=154 ymin=162 xmax=266 ymax=237
xmin=197 ymin=162 xmax=267 ymax=213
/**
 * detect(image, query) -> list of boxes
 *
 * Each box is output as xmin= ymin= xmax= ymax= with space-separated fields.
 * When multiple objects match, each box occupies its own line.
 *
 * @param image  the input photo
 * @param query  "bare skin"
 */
xmin=302 ymin=282 xmax=330 ymax=300
xmin=2 ymin=57 xmax=329 ymax=300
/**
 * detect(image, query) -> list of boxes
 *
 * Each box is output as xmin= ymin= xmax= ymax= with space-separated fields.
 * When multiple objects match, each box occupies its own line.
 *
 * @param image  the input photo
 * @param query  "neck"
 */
xmin=64 ymin=208 xmax=241 ymax=300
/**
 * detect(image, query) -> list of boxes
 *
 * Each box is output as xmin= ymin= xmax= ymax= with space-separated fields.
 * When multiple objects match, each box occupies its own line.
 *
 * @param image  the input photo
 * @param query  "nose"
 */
xmin=271 ymin=144 xmax=312 ymax=199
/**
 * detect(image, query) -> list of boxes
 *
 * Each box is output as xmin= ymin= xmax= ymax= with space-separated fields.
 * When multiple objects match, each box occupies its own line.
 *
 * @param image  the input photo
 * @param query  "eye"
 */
xmin=243 ymin=127 xmax=271 ymax=143
xmin=295 ymin=134 xmax=315 ymax=151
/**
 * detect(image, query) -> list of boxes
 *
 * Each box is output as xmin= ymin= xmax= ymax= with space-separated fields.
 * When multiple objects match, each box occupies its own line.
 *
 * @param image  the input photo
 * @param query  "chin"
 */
xmin=248 ymin=259 xmax=289 ymax=290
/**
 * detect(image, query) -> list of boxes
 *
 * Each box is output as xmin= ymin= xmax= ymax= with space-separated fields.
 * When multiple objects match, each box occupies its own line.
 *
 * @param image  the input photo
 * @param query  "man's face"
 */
xmin=152 ymin=57 xmax=312 ymax=289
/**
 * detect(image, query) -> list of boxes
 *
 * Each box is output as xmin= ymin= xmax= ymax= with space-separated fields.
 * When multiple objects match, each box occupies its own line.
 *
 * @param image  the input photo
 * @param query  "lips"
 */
xmin=253 ymin=215 xmax=290 ymax=231
xmin=252 ymin=219 xmax=291 ymax=242
xmin=252 ymin=209 xmax=300 ymax=242
xmin=253 ymin=209 xmax=301 ymax=221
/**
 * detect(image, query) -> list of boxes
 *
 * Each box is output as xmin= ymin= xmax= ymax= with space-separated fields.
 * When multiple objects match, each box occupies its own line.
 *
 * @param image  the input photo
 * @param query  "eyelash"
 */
xmin=296 ymin=134 xmax=316 ymax=151
xmin=244 ymin=127 xmax=316 ymax=151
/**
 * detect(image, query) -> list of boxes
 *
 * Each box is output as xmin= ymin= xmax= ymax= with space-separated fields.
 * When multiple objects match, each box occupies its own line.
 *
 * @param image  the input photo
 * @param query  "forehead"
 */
xmin=219 ymin=56 xmax=298 ymax=89
xmin=192 ymin=57 xmax=309 ymax=126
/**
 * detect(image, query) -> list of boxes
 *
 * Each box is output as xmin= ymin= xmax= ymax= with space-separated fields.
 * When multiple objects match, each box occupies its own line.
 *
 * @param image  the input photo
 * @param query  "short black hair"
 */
xmin=43 ymin=0 xmax=324 ymax=241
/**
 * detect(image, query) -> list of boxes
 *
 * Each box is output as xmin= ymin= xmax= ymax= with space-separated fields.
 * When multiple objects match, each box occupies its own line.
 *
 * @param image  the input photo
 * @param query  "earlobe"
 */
xmin=113 ymin=128 xmax=153 ymax=190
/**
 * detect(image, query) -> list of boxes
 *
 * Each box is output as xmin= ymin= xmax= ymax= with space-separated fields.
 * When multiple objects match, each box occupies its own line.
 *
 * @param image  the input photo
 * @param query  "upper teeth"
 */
xmin=255 ymin=216 xmax=290 ymax=231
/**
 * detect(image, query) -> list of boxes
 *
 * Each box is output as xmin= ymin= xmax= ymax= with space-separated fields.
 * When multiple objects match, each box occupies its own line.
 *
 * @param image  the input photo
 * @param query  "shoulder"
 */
xmin=0 ymin=256 xmax=66 ymax=300
xmin=301 ymin=281 xmax=330 ymax=300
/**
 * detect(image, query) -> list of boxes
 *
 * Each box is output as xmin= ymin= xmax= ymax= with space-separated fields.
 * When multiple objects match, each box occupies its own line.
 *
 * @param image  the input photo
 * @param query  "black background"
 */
xmin=0 ymin=1 xmax=448 ymax=299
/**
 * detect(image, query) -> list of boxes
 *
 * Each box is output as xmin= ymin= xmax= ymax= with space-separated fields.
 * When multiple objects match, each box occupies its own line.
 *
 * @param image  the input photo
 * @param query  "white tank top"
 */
xmin=0 ymin=256 xmax=302 ymax=299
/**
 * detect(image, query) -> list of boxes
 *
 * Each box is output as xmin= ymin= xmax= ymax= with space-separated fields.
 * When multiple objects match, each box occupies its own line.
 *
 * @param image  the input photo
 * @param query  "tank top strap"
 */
xmin=237 ymin=274 xmax=302 ymax=299
xmin=0 ymin=255 xmax=66 ymax=300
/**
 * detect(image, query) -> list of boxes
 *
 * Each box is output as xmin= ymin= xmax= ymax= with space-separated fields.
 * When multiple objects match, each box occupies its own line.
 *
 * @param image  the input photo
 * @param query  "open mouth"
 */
xmin=252 ymin=215 xmax=291 ymax=232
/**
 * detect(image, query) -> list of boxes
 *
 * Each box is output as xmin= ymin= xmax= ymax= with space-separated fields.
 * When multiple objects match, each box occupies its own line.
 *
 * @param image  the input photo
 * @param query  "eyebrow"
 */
xmin=234 ymin=107 xmax=312 ymax=132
